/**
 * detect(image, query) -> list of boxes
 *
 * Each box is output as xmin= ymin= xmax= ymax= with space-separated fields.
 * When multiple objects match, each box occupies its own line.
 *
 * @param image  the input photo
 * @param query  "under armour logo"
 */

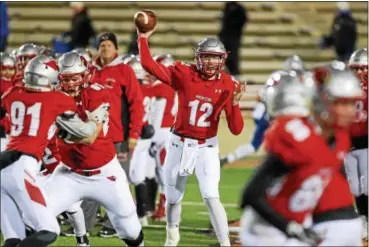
xmin=172 ymin=142 xmax=178 ymax=147
xmin=215 ymin=89 xmax=222 ymax=93
xmin=107 ymin=176 xmax=116 ymax=182
xmin=76 ymin=101 xmax=83 ymax=106
xmin=101 ymin=35 xmax=109 ymax=40
xmin=105 ymin=78 xmax=116 ymax=87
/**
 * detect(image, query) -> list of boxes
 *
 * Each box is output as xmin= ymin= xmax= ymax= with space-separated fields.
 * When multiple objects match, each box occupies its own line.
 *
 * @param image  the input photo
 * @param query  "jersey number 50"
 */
xmin=189 ymin=100 xmax=213 ymax=127
xmin=10 ymin=101 xmax=41 ymax=137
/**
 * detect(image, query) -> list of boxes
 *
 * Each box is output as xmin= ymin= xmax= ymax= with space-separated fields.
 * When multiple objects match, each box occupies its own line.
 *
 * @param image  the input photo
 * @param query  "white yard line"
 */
xmin=144 ymin=224 xmax=210 ymax=232
xmin=182 ymin=201 xmax=238 ymax=208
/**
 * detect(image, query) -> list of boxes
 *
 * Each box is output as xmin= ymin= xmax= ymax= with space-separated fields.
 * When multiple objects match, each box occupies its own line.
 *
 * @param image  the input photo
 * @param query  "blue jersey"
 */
xmin=250 ymin=102 xmax=270 ymax=151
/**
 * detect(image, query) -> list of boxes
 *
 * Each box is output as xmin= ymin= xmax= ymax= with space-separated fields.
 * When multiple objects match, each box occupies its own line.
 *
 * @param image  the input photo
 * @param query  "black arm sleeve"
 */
xmin=239 ymin=153 xmax=291 ymax=234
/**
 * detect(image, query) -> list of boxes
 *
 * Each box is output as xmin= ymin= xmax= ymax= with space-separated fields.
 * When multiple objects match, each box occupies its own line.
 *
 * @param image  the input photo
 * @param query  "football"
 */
xmin=134 ymin=10 xmax=157 ymax=33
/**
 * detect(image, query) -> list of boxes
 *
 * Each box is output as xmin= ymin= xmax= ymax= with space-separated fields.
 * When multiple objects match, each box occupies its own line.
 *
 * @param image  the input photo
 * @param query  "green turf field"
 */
xmin=54 ymin=165 xmax=254 ymax=246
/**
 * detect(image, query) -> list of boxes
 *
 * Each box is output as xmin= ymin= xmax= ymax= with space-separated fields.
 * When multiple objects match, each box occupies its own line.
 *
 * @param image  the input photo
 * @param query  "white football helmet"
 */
xmin=16 ymin=43 xmax=40 ymax=71
xmin=0 ymin=52 xmax=16 ymax=80
xmin=264 ymin=73 xmax=314 ymax=118
xmin=58 ymin=51 xmax=89 ymax=96
xmin=128 ymin=56 xmax=150 ymax=83
xmin=348 ymin=48 xmax=368 ymax=91
xmin=23 ymin=55 xmax=59 ymax=92
xmin=312 ymin=66 xmax=364 ymax=126
xmin=284 ymin=55 xmax=305 ymax=73
xmin=72 ymin=48 xmax=93 ymax=64
xmin=122 ymin=54 xmax=136 ymax=65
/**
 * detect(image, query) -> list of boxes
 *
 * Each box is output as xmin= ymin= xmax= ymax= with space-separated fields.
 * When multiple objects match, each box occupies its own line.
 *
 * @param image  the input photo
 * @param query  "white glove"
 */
xmin=85 ymin=103 xmax=110 ymax=124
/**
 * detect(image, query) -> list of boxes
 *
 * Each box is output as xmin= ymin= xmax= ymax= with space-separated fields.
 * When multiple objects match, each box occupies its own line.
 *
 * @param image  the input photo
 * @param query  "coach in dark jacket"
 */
xmin=320 ymin=2 xmax=357 ymax=62
xmin=69 ymin=2 xmax=96 ymax=49
xmin=218 ymin=1 xmax=248 ymax=78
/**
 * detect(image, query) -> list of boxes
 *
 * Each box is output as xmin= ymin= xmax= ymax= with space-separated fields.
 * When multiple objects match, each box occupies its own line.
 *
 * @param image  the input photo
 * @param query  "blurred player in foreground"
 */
xmin=240 ymin=68 xmax=363 ymax=246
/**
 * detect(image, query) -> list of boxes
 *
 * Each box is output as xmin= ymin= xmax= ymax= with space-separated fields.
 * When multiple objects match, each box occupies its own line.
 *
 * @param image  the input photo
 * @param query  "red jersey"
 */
xmin=42 ymin=136 xmax=61 ymax=174
xmin=141 ymin=81 xmax=176 ymax=128
xmin=91 ymin=55 xmax=144 ymax=142
xmin=0 ymin=78 xmax=14 ymax=96
xmin=264 ymin=116 xmax=351 ymax=225
xmin=314 ymin=172 xmax=354 ymax=214
xmin=58 ymin=84 xmax=116 ymax=170
xmin=350 ymin=89 xmax=368 ymax=138
xmin=139 ymin=37 xmax=244 ymax=139
xmin=1 ymin=86 xmax=77 ymax=160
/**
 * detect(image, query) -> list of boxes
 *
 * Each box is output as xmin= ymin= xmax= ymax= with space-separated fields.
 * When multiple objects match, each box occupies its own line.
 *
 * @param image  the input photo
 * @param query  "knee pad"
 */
xmin=165 ymin=185 xmax=184 ymax=204
xmin=113 ymin=212 xmax=142 ymax=240
xmin=122 ymin=230 xmax=144 ymax=247
xmin=17 ymin=230 xmax=57 ymax=247
xmin=2 ymin=238 xmax=21 ymax=247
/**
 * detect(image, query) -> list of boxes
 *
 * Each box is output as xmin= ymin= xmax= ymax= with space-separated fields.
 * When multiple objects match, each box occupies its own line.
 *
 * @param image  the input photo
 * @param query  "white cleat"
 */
xmin=76 ymin=243 xmax=90 ymax=247
xmin=164 ymin=226 xmax=180 ymax=246
xmin=139 ymin=216 xmax=148 ymax=227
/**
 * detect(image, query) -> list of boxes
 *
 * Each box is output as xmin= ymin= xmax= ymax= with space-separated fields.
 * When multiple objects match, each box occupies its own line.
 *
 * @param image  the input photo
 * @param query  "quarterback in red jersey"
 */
xmin=43 ymin=52 xmax=144 ymax=247
xmin=138 ymin=27 xmax=245 ymax=246
xmin=0 ymin=55 xmax=101 ymax=247
xmin=344 ymin=48 xmax=368 ymax=240
xmin=239 ymin=70 xmax=363 ymax=246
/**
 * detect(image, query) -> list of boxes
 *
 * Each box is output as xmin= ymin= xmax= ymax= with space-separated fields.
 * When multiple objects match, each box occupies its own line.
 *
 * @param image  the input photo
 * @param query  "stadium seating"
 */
xmin=6 ymin=1 xmax=368 ymax=112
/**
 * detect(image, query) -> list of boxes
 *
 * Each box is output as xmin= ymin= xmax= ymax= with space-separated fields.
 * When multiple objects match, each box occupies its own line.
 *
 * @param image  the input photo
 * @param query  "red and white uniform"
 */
xmin=41 ymin=136 xmax=61 ymax=176
xmin=1 ymin=86 xmax=77 ymax=239
xmin=344 ymin=87 xmax=368 ymax=197
xmin=0 ymin=77 xmax=15 ymax=152
xmin=57 ymin=84 xmax=116 ymax=170
xmin=138 ymin=37 xmax=243 ymax=206
xmin=129 ymin=82 xmax=172 ymax=185
xmin=240 ymin=116 xmax=351 ymax=246
xmin=44 ymin=83 xmax=142 ymax=240
xmin=311 ymin=172 xmax=362 ymax=246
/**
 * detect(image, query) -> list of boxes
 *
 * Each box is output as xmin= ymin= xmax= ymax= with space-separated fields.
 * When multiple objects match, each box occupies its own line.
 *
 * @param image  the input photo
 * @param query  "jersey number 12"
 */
xmin=188 ymin=100 xmax=213 ymax=127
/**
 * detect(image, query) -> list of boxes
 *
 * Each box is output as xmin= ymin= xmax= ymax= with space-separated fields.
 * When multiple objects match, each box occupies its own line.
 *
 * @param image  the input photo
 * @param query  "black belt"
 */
xmin=313 ymin=206 xmax=358 ymax=223
xmin=0 ymin=150 xmax=38 ymax=171
xmin=351 ymin=135 xmax=368 ymax=150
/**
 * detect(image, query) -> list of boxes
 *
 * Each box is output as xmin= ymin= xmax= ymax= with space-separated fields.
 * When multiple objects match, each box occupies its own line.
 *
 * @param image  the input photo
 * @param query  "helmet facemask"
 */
xmin=196 ymin=53 xmax=226 ymax=79
xmin=16 ymin=54 xmax=37 ymax=72
xmin=349 ymin=64 xmax=368 ymax=91
xmin=59 ymin=71 xmax=89 ymax=97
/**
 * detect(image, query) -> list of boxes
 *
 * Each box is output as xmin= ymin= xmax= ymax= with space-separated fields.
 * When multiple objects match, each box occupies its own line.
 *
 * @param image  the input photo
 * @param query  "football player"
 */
xmin=138 ymin=27 xmax=246 ymax=246
xmin=0 ymin=52 xmax=16 ymax=152
xmin=239 ymin=69 xmax=363 ymax=246
xmin=345 ymin=48 xmax=368 ymax=240
xmin=0 ymin=55 xmax=103 ymax=247
xmin=127 ymin=56 xmax=157 ymax=226
xmin=43 ymin=51 xmax=144 ymax=247
xmin=149 ymin=54 xmax=178 ymax=222
xmin=310 ymin=64 xmax=364 ymax=246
